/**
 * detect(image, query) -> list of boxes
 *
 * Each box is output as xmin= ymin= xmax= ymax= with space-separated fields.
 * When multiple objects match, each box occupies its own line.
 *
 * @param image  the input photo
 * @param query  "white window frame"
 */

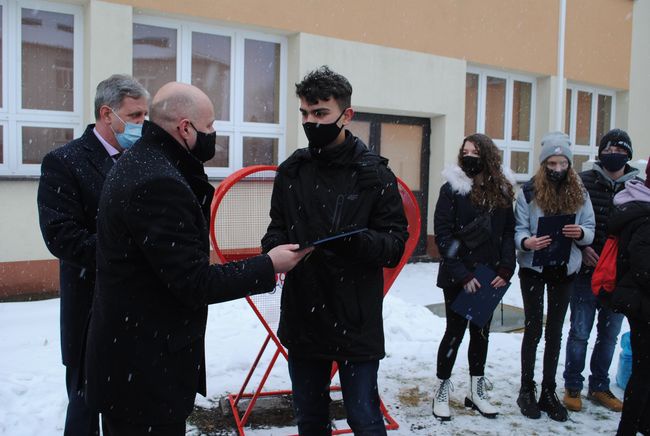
xmin=467 ymin=67 xmax=536 ymax=182
xmin=565 ymin=83 xmax=616 ymax=163
xmin=133 ymin=15 xmax=287 ymax=178
xmin=0 ymin=0 xmax=84 ymax=177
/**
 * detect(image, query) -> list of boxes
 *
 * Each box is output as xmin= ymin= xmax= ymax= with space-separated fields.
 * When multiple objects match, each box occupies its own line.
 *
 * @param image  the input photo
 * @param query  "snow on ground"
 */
xmin=0 ymin=262 xmax=628 ymax=435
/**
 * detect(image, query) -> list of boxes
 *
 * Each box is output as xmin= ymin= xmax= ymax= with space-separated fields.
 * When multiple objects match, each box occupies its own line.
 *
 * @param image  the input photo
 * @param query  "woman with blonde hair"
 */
xmin=514 ymin=132 xmax=595 ymax=422
xmin=432 ymin=133 xmax=516 ymax=420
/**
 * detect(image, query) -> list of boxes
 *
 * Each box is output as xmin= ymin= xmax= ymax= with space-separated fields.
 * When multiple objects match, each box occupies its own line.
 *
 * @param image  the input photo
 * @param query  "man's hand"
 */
xmin=267 ymin=244 xmax=313 ymax=273
xmin=562 ymin=224 xmax=583 ymax=240
xmin=524 ymin=235 xmax=552 ymax=251
xmin=582 ymin=246 xmax=599 ymax=267
xmin=464 ymin=278 xmax=481 ymax=293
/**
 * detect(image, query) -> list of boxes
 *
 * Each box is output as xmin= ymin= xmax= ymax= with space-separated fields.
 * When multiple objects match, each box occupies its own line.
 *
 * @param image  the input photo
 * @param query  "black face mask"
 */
xmin=546 ymin=167 xmax=568 ymax=183
xmin=303 ymin=110 xmax=345 ymax=148
xmin=189 ymin=122 xmax=217 ymax=163
xmin=460 ymin=155 xmax=484 ymax=177
xmin=599 ymin=153 xmax=628 ymax=173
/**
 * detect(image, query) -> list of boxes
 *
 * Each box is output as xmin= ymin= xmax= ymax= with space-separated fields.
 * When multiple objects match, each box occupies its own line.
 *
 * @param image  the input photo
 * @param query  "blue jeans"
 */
xmin=564 ymin=273 xmax=624 ymax=392
xmin=288 ymin=354 xmax=387 ymax=436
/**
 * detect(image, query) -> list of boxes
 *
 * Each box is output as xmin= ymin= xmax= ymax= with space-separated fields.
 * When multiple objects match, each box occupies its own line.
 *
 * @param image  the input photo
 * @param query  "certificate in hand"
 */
xmin=297 ymin=228 xmax=368 ymax=250
xmin=450 ymin=264 xmax=510 ymax=328
xmin=532 ymin=214 xmax=576 ymax=267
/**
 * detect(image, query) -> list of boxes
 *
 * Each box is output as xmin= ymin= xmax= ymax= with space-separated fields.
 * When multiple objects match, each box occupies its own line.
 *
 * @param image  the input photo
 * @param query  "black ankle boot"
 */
xmin=538 ymin=385 xmax=568 ymax=422
xmin=517 ymin=382 xmax=541 ymax=419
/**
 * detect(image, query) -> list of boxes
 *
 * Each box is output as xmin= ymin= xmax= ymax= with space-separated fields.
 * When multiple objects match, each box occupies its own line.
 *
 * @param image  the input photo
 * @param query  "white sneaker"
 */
xmin=432 ymin=378 xmax=453 ymax=421
xmin=465 ymin=376 xmax=498 ymax=418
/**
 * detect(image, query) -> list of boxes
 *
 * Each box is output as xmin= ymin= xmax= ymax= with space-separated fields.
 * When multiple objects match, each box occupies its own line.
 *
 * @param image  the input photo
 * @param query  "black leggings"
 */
xmin=436 ymin=286 xmax=491 ymax=380
xmin=519 ymin=268 xmax=572 ymax=389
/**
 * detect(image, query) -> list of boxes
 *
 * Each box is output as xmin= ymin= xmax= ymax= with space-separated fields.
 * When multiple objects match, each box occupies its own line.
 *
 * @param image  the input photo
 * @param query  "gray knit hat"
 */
xmin=539 ymin=131 xmax=573 ymax=165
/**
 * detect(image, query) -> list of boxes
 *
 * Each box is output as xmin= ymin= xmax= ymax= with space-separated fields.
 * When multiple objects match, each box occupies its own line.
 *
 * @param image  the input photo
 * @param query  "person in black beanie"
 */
xmin=563 ymin=128 xmax=640 ymax=413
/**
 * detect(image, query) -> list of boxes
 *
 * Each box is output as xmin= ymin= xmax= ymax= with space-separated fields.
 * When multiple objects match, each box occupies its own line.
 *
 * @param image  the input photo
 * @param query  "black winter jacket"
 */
xmin=85 ymin=121 xmax=276 ymax=424
xmin=434 ymin=165 xmax=516 ymax=289
xmin=578 ymin=163 xmax=639 ymax=275
xmin=262 ymin=131 xmax=408 ymax=361
xmin=37 ymin=124 xmax=114 ymax=367
xmin=606 ymin=197 xmax=650 ymax=322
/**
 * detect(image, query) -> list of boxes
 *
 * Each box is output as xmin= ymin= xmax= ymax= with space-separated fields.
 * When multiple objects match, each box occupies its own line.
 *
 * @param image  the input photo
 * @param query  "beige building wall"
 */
xmin=628 ymin=0 xmax=650 ymax=154
xmin=0 ymin=181 xmax=48 ymax=262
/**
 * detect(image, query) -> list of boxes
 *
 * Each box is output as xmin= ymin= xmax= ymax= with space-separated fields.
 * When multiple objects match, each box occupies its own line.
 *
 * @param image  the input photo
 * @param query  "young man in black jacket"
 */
xmin=37 ymin=74 xmax=149 ymax=436
xmin=85 ymin=82 xmax=309 ymax=436
xmin=262 ymin=66 xmax=408 ymax=435
xmin=563 ymin=129 xmax=640 ymax=413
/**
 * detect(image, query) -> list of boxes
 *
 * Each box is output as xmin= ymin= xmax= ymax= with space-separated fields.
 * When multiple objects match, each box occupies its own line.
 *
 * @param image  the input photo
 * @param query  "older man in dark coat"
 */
xmin=85 ymin=82 xmax=309 ymax=436
xmin=37 ymin=74 xmax=149 ymax=436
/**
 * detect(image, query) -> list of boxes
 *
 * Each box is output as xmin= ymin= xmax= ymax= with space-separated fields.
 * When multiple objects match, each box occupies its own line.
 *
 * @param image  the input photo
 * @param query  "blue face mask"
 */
xmin=110 ymin=109 xmax=143 ymax=149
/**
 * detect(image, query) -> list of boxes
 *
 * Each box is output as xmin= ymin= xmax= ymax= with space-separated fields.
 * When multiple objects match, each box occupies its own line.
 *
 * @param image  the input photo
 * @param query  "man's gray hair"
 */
xmin=94 ymin=74 xmax=149 ymax=119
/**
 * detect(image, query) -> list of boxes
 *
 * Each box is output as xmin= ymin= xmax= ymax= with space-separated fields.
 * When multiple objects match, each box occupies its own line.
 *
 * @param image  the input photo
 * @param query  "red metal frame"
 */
xmin=210 ymin=165 xmax=420 ymax=436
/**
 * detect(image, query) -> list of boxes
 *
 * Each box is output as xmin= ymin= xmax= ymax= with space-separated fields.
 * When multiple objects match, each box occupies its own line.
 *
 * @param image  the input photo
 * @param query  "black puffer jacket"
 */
xmin=606 ymin=195 xmax=650 ymax=322
xmin=262 ymin=131 xmax=408 ymax=361
xmin=578 ymin=163 xmax=639 ymax=274
xmin=434 ymin=165 xmax=516 ymax=289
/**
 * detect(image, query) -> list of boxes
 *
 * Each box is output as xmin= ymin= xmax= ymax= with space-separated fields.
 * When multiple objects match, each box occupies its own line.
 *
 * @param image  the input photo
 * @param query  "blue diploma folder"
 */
xmin=532 ymin=214 xmax=576 ymax=267
xmin=298 ymin=228 xmax=367 ymax=249
xmin=450 ymin=264 xmax=511 ymax=328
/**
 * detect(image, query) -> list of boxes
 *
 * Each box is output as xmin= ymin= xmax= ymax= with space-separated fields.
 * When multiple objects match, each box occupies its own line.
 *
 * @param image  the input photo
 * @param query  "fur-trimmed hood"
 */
xmin=441 ymin=163 xmax=517 ymax=195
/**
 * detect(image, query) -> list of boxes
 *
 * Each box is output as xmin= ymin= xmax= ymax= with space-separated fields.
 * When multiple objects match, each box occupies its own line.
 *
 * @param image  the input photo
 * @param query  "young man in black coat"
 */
xmin=37 ymin=74 xmax=149 ymax=436
xmin=85 ymin=82 xmax=309 ymax=436
xmin=563 ymin=129 xmax=640 ymax=413
xmin=262 ymin=66 xmax=409 ymax=435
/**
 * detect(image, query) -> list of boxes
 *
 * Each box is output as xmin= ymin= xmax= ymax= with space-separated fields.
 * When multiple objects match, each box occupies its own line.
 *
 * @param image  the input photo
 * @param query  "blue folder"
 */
xmin=450 ymin=264 xmax=511 ymax=328
xmin=297 ymin=228 xmax=367 ymax=249
xmin=532 ymin=214 xmax=576 ymax=267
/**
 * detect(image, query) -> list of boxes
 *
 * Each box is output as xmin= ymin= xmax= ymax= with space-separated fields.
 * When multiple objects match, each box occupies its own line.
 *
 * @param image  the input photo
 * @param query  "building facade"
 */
xmin=1 ymin=0 xmax=648 ymax=297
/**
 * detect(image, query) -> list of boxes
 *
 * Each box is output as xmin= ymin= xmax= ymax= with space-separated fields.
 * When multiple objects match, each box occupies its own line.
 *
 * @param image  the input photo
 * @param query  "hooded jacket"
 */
xmin=606 ymin=180 xmax=650 ymax=322
xmin=434 ymin=164 xmax=516 ymax=288
xmin=261 ymin=131 xmax=408 ymax=361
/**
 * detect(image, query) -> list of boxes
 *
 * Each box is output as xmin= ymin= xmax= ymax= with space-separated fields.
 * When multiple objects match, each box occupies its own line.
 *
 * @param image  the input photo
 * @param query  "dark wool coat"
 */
xmin=85 ymin=121 xmax=276 ymax=424
xmin=37 ymin=124 xmax=113 ymax=367
xmin=261 ymin=132 xmax=408 ymax=362
xmin=434 ymin=165 xmax=516 ymax=289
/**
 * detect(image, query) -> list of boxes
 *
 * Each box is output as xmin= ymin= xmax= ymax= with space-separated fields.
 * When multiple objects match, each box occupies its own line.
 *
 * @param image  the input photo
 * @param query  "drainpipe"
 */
xmin=556 ymin=0 xmax=567 ymax=131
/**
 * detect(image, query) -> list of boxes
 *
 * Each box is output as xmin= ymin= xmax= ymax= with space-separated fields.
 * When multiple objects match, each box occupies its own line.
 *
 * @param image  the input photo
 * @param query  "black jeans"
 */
xmin=617 ymin=317 xmax=650 ymax=436
xmin=64 ymin=364 xmax=99 ymax=436
xmin=519 ymin=268 xmax=572 ymax=389
xmin=101 ymin=415 xmax=185 ymax=436
xmin=436 ymin=286 xmax=491 ymax=380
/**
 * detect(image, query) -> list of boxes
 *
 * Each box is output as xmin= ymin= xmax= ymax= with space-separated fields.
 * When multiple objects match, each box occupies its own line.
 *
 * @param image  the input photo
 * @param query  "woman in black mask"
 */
xmin=432 ymin=133 xmax=516 ymax=421
xmin=514 ymin=131 xmax=595 ymax=422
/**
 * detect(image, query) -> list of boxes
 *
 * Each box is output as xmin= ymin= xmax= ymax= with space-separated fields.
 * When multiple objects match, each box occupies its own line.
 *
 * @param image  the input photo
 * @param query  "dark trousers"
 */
xmin=436 ymin=286 xmax=491 ymax=379
xmin=64 ymin=364 xmax=99 ymax=436
xmin=617 ymin=317 xmax=650 ymax=436
xmin=288 ymin=353 xmax=387 ymax=436
xmin=519 ymin=268 xmax=572 ymax=389
xmin=102 ymin=414 xmax=185 ymax=436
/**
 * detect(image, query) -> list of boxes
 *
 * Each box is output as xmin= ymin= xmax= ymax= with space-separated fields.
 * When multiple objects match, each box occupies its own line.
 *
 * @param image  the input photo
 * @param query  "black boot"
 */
xmin=538 ymin=385 xmax=569 ymax=422
xmin=517 ymin=382 xmax=541 ymax=419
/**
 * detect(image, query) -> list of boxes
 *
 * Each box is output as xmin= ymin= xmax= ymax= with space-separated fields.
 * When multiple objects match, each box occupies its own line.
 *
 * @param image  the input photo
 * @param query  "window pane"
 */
xmin=243 ymin=137 xmax=278 ymax=166
xmin=192 ymin=32 xmax=231 ymax=121
xmin=565 ymin=89 xmax=572 ymax=135
xmin=204 ymin=135 xmax=229 ymax=168
xmin=510 ymin=151 xmax=529 ymax=174
xmin=574 ymin=154 xmax=592 ymax=172
xmin=22 ymin=126 xmax=73 ymax=164
xmin=0 ymin=5 xmax=3 ymax=106
xmin=485 ymin=76 xmax=506 ymax=139
xmin=596 ymin=94 xmax=612 ymax=147
xmin=133 ymin=24 xmax=176 ymax=98
xmin=380 ymin=123 xmax=422 ymax=190
xmin=465 ymin=73 xmax=479 ymax=137
xmin=347 ymin=120 xmax=371 ymax=146
xmin=576 ymin=91 xmax=592 ymax=146
xmin=512 ymin=81 xmax=532 ymax=141
xmin=22 ymin=9 xmax=74 ymax=111
xmin=244 ymin=40 xmax=280 ymax=124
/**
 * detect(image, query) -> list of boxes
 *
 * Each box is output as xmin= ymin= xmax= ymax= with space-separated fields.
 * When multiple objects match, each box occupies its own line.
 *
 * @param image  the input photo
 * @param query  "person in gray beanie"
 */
xmin=515 ymin=131 xmax=595 ymax=422
xmin=562 ymin=127 xmax=641 ymax=414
